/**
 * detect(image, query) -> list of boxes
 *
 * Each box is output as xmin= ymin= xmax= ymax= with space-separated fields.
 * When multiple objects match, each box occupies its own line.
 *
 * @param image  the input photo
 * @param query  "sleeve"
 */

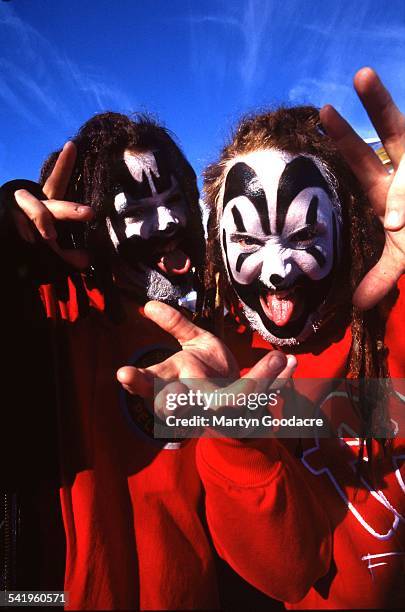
xmin=197 ymin=436 xmax=332 ymax=604
xmin=0 ymin=180 xmax=62 ymax=488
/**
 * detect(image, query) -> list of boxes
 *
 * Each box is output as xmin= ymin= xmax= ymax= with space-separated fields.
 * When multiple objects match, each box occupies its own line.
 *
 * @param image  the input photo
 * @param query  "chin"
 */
xmin=145 ymin=266 xmax=194 ymax=305
xmin=241 ymin=302 xmax=324 ymax=348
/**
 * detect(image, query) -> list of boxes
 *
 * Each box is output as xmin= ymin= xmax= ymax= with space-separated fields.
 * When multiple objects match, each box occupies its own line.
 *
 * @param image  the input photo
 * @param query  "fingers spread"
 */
xmin=144 ymin=301 xmax=211 ymax=345
xmin=43 ymin=141 xmax=77 ymax=199
xmin=354 ymin=67 xmax=405 ymax=169
xmin=320 ymin=104 xmax=389 ymax=216
xmin=14 ymin=189 xmax=57 ymax=240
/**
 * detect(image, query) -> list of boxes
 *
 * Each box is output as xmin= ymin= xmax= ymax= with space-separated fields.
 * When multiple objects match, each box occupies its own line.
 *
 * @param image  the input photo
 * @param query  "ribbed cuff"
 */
xmin=197 ymin=437 xmax=285 ymax=487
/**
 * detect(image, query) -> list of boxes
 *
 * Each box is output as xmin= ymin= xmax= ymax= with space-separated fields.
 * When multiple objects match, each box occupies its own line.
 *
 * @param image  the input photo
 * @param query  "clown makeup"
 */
xmin=107 ymin=149 xmax=194 ymax=302
xmin=220 ymin=149 xmax=342 ymax=346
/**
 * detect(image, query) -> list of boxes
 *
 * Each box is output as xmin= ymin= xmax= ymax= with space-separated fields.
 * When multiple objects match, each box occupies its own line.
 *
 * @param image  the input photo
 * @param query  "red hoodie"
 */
xmin=197 ymin=278 xmax=405 ymax=609
xmin=40 ymin=278 xmax=220 ymax=610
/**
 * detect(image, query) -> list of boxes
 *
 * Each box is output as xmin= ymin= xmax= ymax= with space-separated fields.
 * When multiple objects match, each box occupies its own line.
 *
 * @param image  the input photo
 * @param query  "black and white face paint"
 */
xmin=219 ymin=149 xmax=342 ymax=346
xmin=107 ymin=149 xmax=193 ymax=303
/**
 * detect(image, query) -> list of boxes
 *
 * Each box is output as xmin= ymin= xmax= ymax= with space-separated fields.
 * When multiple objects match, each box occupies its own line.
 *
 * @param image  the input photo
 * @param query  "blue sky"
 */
xmin=1 ymin=0 xmax=404 ymax=188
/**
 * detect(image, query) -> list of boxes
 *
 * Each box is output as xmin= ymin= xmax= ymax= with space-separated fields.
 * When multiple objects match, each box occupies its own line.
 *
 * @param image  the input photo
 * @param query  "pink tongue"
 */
xmin=266 ymin=294 xmax=295 ymax=326
xmin=156 ymin=248 xmax=191 ymax=276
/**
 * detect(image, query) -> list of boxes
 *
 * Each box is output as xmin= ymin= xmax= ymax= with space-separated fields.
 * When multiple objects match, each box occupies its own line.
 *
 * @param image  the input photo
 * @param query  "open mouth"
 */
xmin=259 ymin=286 xmax=304 ymax=327
xmin=154 ymin=239 xmax=192 ymax=276
xmin=118 ymin=230 xmax=193 ymax=279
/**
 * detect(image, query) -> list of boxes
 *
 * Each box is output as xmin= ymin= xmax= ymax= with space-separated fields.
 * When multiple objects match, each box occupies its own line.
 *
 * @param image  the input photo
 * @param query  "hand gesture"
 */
xmin=117 ymin=301 xmax=297 ymax=420
xmin=12 ymin=141 xmax=93 ymax=269
xmin=320 ymin=67 xmax=405 ymax=309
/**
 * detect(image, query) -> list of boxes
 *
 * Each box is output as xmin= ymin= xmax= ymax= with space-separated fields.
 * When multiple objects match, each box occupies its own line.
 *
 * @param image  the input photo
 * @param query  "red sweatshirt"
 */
xmin=197 ymin=279 xmax=405 ymax=609
xmin=40 ymin=278 xmax=219 ymax=610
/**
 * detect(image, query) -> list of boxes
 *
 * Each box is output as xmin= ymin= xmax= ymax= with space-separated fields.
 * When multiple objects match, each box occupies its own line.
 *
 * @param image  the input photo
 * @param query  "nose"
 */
xmin=261 ymin=242 xmax=292 ymax=288
xmin=269 ymin=274 xmax=284 ymax=287
xmin=156 ymin=206 xmax=178 ymax=233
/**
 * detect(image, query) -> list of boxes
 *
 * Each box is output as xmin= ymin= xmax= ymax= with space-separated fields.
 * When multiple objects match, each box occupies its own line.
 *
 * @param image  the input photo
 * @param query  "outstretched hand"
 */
xmin=117 ymin=301 xmax=297 ymax=420
xmin=320 ymin=67 xmax=405 ymax=310
xmin=12 ymin=141 xmax=93 ymax=269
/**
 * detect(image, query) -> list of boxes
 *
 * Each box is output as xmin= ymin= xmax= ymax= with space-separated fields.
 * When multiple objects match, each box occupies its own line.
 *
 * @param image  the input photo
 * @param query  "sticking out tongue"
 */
xmin=156 ymin=248 xmax=191 ymax=276
xmin=263 ymin=292 xmax=295 ymax=326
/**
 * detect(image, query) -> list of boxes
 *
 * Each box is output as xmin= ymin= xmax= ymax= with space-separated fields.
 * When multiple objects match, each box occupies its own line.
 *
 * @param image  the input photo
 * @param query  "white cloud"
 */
xmin=288 ymin=77 xmax=352 ymax=109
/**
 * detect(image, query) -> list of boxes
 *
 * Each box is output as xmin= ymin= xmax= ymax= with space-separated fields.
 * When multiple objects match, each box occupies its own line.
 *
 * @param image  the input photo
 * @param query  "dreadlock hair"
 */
xmin=40 ymin=112 xmax=205 ymax=321
xmin=203 ymin=106 xmax=395 ymax=462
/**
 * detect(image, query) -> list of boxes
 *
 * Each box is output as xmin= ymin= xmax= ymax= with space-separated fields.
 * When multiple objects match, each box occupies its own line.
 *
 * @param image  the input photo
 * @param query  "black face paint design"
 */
xmin=112 ymin=149 xmax=173 ymax=200
xmin=220 ymin=150 xmax=342 ymax=345
xmin=106 ymin=149 xmax=195 ymax=302
xmin=276 ymin=156 xmax=332 ymax=234
xmin=224 ymin=163 xmax=270 ymax=235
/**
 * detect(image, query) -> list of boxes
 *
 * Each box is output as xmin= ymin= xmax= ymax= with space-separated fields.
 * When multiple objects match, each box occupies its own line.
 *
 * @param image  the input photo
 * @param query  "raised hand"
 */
xmin=117 ymin=300 xmax=297 ymax=419
xmin=12 ymin=141 xmax=93 ymax=269
xmin=320 ymin=67 xmax=405 ymax=309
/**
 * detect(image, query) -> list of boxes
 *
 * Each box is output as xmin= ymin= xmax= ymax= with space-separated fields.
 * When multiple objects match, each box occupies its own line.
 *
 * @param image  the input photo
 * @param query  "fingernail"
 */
xmin=385 ymin=210 xmax=401 ymax=229
xmin=268 ymin=353 xmax=286 ymax=370
xmin=287 ymin=355 xmax=298 ymax=370
xmin=75 ymin=206 xmax=91 ymax=214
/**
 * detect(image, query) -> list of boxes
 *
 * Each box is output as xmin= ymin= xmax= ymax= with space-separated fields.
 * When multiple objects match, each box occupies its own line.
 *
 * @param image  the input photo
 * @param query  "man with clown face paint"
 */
xmin=107 ymin=147 xmax=196 ymax=304
xmin=0 ymin=113 xmax=224 ymax=610
xmin=122 ymin=68 xmax=405 ymax=610
xmin=219 ymin=149 xmax=342 ymax=345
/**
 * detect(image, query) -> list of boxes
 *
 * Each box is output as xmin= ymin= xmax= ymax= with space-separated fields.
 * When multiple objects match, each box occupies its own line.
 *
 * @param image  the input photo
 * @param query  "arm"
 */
xmin=197 ymin=436 xmax=331 ymax=603
xmin=116 ymin=303 xmax=328 ymax=603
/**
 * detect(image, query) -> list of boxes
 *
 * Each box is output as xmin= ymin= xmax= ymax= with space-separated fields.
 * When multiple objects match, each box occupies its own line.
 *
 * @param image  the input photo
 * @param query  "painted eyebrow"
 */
xmin=231 ymin=205 xmax=246 ymax=232
xmin=223 ymin=162 xmax=270 ymax=235
xmin=276 ymin=156 xmax=332 ymax=234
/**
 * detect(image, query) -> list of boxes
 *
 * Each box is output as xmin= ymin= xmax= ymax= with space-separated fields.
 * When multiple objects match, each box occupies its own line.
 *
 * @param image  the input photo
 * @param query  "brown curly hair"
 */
xmin=203 ymin=105 xmax=394 ymax=452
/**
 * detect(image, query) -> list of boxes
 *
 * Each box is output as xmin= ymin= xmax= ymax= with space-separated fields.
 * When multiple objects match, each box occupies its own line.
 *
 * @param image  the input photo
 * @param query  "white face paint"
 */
xmin=106 ymin=149 xmax=193 ymax=303
xmin=107 ymin=150 xmax=187 ymax=247
xmin=219 ymin=149 xmax=342 ymax=346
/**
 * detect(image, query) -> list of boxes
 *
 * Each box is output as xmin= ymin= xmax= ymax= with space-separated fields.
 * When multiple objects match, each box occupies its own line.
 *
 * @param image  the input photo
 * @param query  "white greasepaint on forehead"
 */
xmin=123 ymin=149 xmax=160 ymax=195
xmin=219 ymin=149 xmax=292 ymax=221
xmin=220 ymin=148 xmax=341 ymax=225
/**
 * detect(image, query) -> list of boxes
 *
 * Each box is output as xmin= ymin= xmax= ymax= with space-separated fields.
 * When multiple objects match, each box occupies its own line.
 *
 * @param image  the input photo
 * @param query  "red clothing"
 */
xmin=197 ymin=278 xmax=405 ymax=609
xmin=40 ymin=279 xmax=219 ymax=610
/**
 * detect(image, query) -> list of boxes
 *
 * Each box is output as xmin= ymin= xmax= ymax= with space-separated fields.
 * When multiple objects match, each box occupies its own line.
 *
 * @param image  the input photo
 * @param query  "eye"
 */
xmin=166 ymin=193 xmax=184 ymax=206
xmin=123 ymin=206 xmax=149 ymax=220
xmin=289 ymin=226 xmax=317 ymax=246
xmin=230 ymin=234 xmax=264 ymax=248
